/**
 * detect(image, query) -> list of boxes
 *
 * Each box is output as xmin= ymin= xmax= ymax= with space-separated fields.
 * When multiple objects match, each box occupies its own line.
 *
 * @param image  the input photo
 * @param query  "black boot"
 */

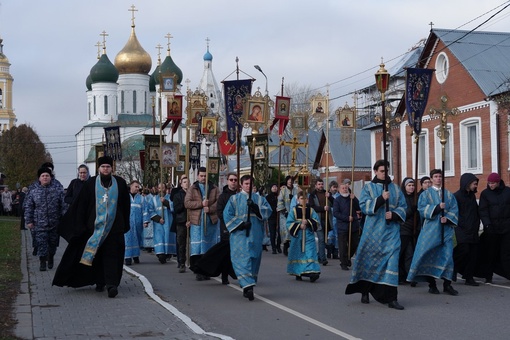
xmin=326 ymin=245 xmax=332 ymax=259
xmin=39 ymin=256 xmax=47 ymax=271
xmin=332 ymin=248 xmax=339 ymax=259
xmin=47 ymin=254 xmax=54 ymax=269
xmin=283 ymin=241 xmax=289 ymax=256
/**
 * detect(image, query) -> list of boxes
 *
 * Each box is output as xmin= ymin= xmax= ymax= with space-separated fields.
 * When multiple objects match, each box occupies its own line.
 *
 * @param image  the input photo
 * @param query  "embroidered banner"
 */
xmin=313 ymin=130 xmax=327 ymax=170
xmin=223 ymin=79 xmax=252 ymax=144
xmin=104 ymin=126 xmax=122 ymax=161
xmin=218 ymin=131 xmax=237 ymax=156
xmin=270 ymin=96 xmax=291 ymax=136
xmin=207 ymin=157 xmax=220 ymax=185
xmin=143 ymin=134 xmax=160 ymax=188
xmin=248 ymin=133 xmax=269 ymax=187
xmin=405 ymin=68 xmax=434 ymax=135
xmin=189 ymin=142 xmax=201 ymax=171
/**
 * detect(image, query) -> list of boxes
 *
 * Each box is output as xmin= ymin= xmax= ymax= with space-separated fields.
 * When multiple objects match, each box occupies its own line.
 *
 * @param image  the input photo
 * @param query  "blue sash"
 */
xmin=80 ymin=176 xmax=119 ymax=266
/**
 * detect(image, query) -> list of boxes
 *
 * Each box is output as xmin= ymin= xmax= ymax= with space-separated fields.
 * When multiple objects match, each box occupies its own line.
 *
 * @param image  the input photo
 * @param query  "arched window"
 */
xmin=133 ymin=90 xmax=137 ymax=113
xmin=0 ymin=88 xmax=3 ymax=108
xmin=104 ymin=96 xmax=108 ymax=115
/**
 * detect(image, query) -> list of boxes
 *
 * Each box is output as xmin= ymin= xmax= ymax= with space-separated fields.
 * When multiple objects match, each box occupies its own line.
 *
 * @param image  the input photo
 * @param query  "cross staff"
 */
xmin=429 ymin=95 xmax=459 ymax=244
xmin=281 ymin=134 xmax=307 ymax=174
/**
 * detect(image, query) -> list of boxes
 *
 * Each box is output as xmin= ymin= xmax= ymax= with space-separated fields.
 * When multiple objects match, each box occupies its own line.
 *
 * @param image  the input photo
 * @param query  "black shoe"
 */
xmin=310 ymin=273 xmax=320 ymax=283
xmin=39 ymin=260 xmax=47 ymax=272
xmin=263 ymin=245 xmax=268 ymax=251
xmin=388 ymin=300 xmax=405 ymax=310
xmin=340 ymin=264 xmax=349 ymax=271
xmin=196 ymin=274 xmax=205 ymax=281
xmin=221 ymin=273 xmax=229 ymax=284
xmin=428 ymin=286 xmax=440 ymax=294
xmin=133 ymin=257 xmax=140 ymax=264
xmin=332 ymin=249 xmax=339 ymax=260
xmin=464 ymin=278 xmax=479 ymax=286
xmin=295 ymin=275 xmax=302 ymax=281
xmin=283 ymin=242 xmax=289 ymax=256
xmin=95 ymin=284 xmax=105 ymax=292
xmin=204 ymin=276 xmax=211 ymax=280
xmin=178 ymin=264 xmax=186 ymax=273
xmin=443 ymin=285 xmax=459 ymax=296
xmin=124 ymin=258 xmax=132 ymax=266
xmin=243 ymin=287 xmax=254 ymax=301
xmin=276 ymin=246 xmax=282 ymax=254
xmin=157 ymin=254 xmax=167 ymax=264
xmin=322 ymin=259 xmax=328 ymax=266
xmin=272 ymin=249 xmax=277 ymax=254
xmin=107 ymin=285 xmax=118 ymax=298
xmin=361 ymin=293 xmax=369 ymax=304
xmin=47 ymin=255 xmax=54 ymax=269
xmin=410 ymin=281 xmax=417 ymax=287
xmin=485 ymin=278 xmax=493 ymax=284
xmin=32 ymin=247 xmax=38 ymax=256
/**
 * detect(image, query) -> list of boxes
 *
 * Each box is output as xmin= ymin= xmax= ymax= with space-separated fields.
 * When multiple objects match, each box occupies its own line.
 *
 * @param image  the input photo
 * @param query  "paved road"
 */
xmin=15 ymin=229 xmax=510 ymax=339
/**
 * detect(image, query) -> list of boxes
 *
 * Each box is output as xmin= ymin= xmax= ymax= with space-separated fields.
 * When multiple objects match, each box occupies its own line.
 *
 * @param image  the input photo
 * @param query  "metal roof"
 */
xmin=433 ymin=28 xmax=510 ymax=97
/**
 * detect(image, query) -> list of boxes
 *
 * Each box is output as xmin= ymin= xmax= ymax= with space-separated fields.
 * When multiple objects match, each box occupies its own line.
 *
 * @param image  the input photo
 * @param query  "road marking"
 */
xmin=222 ymin=278 xmax=361 ymax=340
xmin=124 ymin=266 xmax=234 ymax=340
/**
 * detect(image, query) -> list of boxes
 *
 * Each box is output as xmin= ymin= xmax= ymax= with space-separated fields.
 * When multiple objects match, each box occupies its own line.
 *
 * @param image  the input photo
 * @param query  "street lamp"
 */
xmin=374 ymin=60 xmax=391 ymax=215
xmin=254 ymin=65 xmax=268 ymax=95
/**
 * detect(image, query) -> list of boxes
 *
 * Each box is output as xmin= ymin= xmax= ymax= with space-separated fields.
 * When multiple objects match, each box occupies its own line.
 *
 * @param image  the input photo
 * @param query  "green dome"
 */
xmin=86 ymin=74 xmax=92 ymax=91
xmin=158 ymin=54 xmax=183 ymax=85
xmin=149 ymin=65 xmax=160 ymax=92
xmin=90 ymin=54 xmax=119 ymax=84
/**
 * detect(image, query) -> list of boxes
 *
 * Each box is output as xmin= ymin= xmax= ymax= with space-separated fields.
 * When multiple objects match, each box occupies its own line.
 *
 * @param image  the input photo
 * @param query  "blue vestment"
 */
xmin=190 ymin=183 xmax=220 ymax=256
xmin=286 ymin=205 xmax=321 ymax=277
xmin=147 ymin=193 xmax=176 ymax=255
xmin=348 ymin=181 xmax=406 ymax=287
xmin=407 ymin=187 xmax=458 ymax=282
xmin=142 ymin=194 xmax=154 ymax=248
xmin=124 ymin=193 xmax=146 ymax=259
xmin=225 ymin=191 xmax=272 ymax=288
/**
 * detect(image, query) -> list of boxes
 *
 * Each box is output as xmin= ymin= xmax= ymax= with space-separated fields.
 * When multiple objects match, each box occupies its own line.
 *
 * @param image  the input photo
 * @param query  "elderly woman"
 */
xmin=24 ymin=167 xmax=65 ymax=271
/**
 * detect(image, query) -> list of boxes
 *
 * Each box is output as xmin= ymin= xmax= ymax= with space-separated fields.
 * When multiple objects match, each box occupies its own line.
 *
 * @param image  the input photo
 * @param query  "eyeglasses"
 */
xmin=228 ymin=178 xmax=238 ymax=182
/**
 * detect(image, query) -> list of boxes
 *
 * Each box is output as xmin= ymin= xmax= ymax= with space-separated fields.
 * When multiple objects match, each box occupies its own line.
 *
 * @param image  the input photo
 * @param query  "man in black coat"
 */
xmin=266 ymin=183 xmax=281 ymax=254
xmin=453 ymin=173 xmax=480 ymax=286
xmin=478 ymin=172 xmax=510 ymax=283
xmin=53 ymin=156 xmax=130 ymax=298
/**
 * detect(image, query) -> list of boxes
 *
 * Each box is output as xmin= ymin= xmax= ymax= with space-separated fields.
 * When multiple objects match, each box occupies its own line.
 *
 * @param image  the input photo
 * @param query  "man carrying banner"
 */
xmin=224 ymin=175 xmax=272 ymax=300
xmin=185 ymin=166 xmax=220 ymax=281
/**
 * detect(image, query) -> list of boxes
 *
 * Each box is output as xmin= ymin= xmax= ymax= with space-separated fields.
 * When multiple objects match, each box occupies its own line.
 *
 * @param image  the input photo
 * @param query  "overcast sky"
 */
xmin=1 ymin=0 xmax=509 ymax=186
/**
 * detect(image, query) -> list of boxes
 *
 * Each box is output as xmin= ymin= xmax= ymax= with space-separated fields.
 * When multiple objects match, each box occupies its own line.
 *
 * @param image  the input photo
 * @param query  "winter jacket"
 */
xmin=400 ymin=177 xmax=418 ymax=237
xmin=172 ymin=187 xmax=188 ymax=225
xmin=216 ymin=185 xmax=238 ymax=240
xmin=24 ymin=180 xmax=65 ymax=230
xmin=453 ymin=173 xmax=480 ymax=243
xmin=184 ymin=181 xmax=220 ymax=225
xmin=479 ymin=179 xmax=510 ymax=234
xmin=265 ymin=191 xmax=278 ymax=224
xmin=333 ymin=193 xmax=360 ymax=233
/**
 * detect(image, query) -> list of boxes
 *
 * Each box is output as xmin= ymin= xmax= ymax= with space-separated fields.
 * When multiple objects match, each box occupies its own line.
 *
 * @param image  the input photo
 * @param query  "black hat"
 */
xmin=97 ymin=156 xmax=114 ymax=167
xmin=420 ymin=176 xmax=431 ymax=185
xmin=38 ymin=167 xmax=52 ymax=177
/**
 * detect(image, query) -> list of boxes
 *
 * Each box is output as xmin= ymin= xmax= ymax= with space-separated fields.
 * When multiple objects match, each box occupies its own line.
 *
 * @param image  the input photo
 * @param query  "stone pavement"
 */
xmin=14 ymin=230 xmax=228 ymax=340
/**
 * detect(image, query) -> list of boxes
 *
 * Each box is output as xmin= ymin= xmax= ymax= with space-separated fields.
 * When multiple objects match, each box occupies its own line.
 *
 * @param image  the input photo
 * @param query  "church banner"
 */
xmin=189 ymin=141 xmax=201 ymax=171
xmin=218 ymin=131 xmax=236 ymax=156
xmin=313 ymin=130 xmax=327 ymax=170
xmin=104 ymin=126 xmax=122 ymax=161
xmin=143 ymin=134 xmax=160 ymax=188
xmin=405 ymin=68 xmax=434 ymax=135
xmin=270 ymin=96 xmax=291 ymax=136
xmin=207 ymin=156 xmax=220 ymax=185
xmin=249 ymin=133 xmax=269 ymax=186
xmin=162 ymin=94 xmax=183 ymax=134
xmin=223 ymin=79 xmax=252 ymax=144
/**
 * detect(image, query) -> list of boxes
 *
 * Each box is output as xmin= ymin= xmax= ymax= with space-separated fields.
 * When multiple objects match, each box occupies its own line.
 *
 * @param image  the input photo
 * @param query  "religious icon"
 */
xmin=161 ymin=74 xmax=176 ymax=92
xmin=233 ymin=95 xmax=244 ymax=114
xmin=167 ymin=95 xmax=183 ymax=118
xmin=149 ymin=147 xmax=160 ymax=161
xmin=208 ymin=158 xmax=219 ymax=174
xmin=254 ymin=146 xmax=265 ymax=160
xmin=275 ymin=96 xmax=291 ymax=118
xmin=293 ymin=116 xmax=305 ymax=129
xmin=315 ymin=102 xmax=324 ymax=113
xmin=161 ymin=143 xmax=179 ymax=167
xmin=246 ymin=101 xmax=265 ymax=123
xmin=201 ymin=118 xmax=216 ymax=135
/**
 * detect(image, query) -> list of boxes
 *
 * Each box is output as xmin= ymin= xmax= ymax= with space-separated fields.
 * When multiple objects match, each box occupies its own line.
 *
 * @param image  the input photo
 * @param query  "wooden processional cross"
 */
xmin=281 ymin=135 xmax=308 ymax=171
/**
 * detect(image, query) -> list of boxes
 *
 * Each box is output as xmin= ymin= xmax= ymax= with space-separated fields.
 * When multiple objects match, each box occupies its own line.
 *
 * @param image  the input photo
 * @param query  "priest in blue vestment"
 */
xmin=407 ymin=169 xmax=459 ymax=296
xmin=124 ymin=180 xmax=147 ymax=265
xmin=345 ymin=159 xmax=406 ymax=310
xmin=286 ymin=191 xmax=321 ymax=282
xmin=224 ymin=175 xmax=272 ymax=300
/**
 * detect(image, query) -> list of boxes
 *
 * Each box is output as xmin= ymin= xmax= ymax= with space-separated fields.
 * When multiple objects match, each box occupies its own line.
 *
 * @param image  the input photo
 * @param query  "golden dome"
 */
xmin=114 ymin=27 xmax=152 ymax=75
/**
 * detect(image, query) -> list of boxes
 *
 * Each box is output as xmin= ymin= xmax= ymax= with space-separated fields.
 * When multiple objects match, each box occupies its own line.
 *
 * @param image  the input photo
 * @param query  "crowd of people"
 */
xmin=15 ymin=157 xmax=510 ymax=305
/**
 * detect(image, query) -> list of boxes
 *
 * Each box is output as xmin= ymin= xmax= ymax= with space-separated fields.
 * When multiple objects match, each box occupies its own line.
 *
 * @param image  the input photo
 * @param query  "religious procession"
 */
xmin=7 ymin=7 xmax=510 ymax=326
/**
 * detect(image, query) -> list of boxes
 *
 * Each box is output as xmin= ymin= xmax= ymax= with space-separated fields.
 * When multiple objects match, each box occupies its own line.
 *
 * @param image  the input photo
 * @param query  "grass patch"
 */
xmin=0 ymin=217 xmax=22 ymax=339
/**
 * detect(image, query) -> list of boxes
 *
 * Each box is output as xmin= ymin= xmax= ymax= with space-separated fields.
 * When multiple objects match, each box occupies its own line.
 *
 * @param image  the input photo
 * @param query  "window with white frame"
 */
xmin=412 ymin=130 xmax=429 ymax=178
xmin=434 ymin=123 xmax=454 ymax=177
xmin=460 ymin=118 xmax=482 ymax=173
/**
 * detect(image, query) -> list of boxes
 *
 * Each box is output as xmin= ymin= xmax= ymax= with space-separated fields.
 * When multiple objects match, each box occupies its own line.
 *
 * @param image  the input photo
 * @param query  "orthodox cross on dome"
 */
xmin=155 ymin=44 xmax=163 ymax=64
xmin=429 ymin=21 xmax=434 ymax=31
xmin=205 ymin=37 xmax=210 ymax=49
xmin=100 ymin=30 xmax=108 ymax=54
xmin=165 ymin=33 xmax=173 ymax=54
xmin=95 ymin=41 xmax=102 ymax=59
xmin=128 ymin=5 xmax=138 ymax=27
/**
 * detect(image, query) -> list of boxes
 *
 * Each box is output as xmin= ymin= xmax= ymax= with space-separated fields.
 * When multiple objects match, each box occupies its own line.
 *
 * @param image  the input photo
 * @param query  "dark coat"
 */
xmin=265 ymin=191 xmax=278 ymax=224
xmin=172 ymin=187 xmax=188 ymax=225
xmin=309 ymin=189 xmax=334 ymax=229
xmin=53 ymin=175 xmax=130 ymax=288
xmin=333 ymin=193 xmax=360 ymax=233
xmin=64 ymin=178 xmax=86 ymax=204
xmin=479 ymin=179 xmax=510 ymax=234
xmin=453 ymin=173 xmax=480 ymax=243
xmin=216 ymin=185 xmax=237 ymax=241
xmin=400 ymin=178 xmax=417 ymax=237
